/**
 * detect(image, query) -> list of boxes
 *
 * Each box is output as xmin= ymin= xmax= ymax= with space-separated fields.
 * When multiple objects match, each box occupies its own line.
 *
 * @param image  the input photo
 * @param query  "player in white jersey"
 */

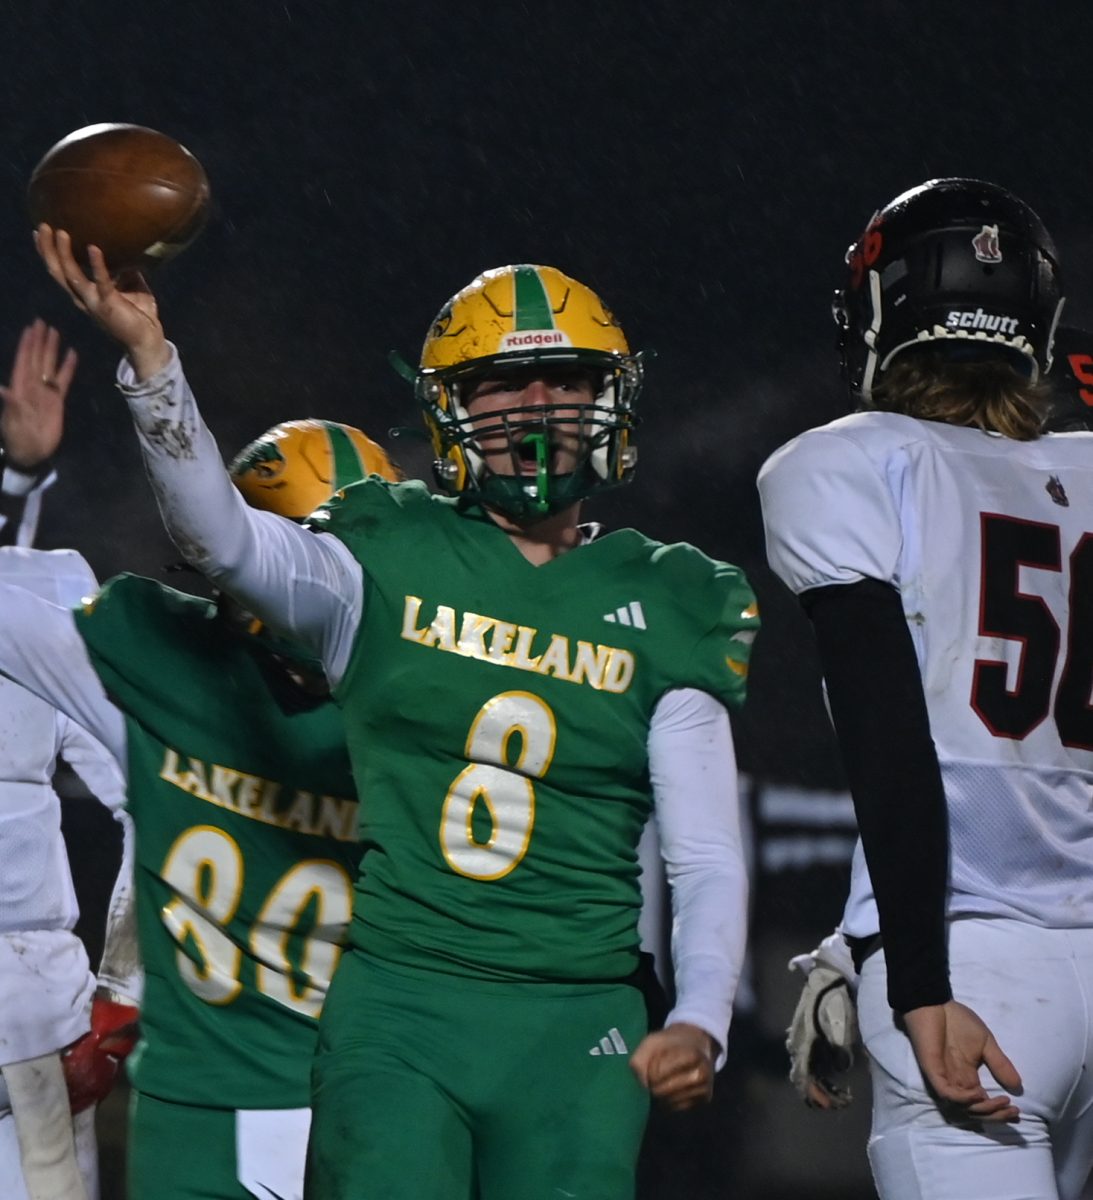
xmin=0 ymin=546 xmax=138 ymax=1200
xmin=0 ymin=327 xmax=138 ymax=1200
xmin=0 ymin=320 xmax=75 ymax=548
xmin=784 ymin=324 xmax=1093 ymax=1118
xmin=760 ymin=178 xmax=1093 ymax=1200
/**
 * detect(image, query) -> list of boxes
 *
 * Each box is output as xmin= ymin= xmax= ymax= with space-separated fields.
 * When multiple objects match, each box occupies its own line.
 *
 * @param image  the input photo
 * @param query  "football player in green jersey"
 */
xmin=36 ymin=231 xmax=759 ymax=1200
xmin=0 ymin=417 xmax=399 ymax=1200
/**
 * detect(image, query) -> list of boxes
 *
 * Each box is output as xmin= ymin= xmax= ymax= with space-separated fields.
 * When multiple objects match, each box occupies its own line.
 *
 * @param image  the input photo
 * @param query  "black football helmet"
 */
xmin=1043 ymin=326 xmax=1093 ymax=432
xmin=834 ymin=178 xmax=1064 ymax=401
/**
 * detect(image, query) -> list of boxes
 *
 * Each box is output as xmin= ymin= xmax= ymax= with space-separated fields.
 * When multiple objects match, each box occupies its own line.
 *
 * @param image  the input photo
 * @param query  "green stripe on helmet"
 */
xmin=323 ymin=422 xmax=366 ymax=492
xmin=513 ymin=266 xmax=554 ymax=331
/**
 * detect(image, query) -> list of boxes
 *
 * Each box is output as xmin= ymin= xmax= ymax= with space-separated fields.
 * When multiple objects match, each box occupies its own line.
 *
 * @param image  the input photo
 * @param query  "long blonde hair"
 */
xmin=870 ymin=351 xmax=1047 ymax=441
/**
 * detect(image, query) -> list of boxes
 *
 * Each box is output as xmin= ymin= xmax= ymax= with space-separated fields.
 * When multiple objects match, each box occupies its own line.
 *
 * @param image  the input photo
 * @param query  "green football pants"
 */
xmin=305 ymin=953 xmax=650 ymax=1200
xmin=128 ymin=1090 xmax=251 ymax=1200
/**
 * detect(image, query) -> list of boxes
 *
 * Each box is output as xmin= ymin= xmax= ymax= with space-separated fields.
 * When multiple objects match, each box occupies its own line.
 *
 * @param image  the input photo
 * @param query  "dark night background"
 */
xmin=4 ymin=3 xmax=1093 ymax=1196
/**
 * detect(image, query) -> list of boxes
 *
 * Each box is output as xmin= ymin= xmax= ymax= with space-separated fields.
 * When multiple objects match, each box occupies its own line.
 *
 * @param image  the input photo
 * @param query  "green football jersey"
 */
xmin=314 ymin=479 xmax=758 ymax=983
xmin=74 ymin=575 xmax=359 ymax=1108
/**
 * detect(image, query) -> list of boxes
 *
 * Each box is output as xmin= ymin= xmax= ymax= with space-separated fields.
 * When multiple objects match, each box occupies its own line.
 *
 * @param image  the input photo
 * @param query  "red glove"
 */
xmin=62 ymin=992 xmax=140 ymax=1114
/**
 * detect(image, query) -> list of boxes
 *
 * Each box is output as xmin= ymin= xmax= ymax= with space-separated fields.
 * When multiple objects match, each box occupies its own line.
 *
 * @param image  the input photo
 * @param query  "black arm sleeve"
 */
xmin=0 ymin=460 xmax=54 ymax=547
xmin=0 ymin=488 xmax=27 ymax=545
xmin=801 ymin=577 xmax=952 ymax=1013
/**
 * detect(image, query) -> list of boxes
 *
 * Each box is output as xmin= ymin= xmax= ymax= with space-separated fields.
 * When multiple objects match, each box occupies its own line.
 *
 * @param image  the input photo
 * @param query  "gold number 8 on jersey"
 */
xmin=440 ymin=691 xmax=557 ymax=881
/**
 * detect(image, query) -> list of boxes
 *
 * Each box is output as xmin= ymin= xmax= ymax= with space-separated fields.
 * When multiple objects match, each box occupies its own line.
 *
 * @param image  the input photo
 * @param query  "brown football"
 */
xmin=27 ymin=123 xmax=211 ymax=275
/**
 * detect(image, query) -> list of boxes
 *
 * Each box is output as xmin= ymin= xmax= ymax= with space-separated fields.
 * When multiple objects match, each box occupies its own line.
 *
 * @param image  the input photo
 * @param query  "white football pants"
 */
xmin=0 ymin=1055 xmax=97 ymax=1199
xmin=859 ymin=917 xmax=1093 ymax=1200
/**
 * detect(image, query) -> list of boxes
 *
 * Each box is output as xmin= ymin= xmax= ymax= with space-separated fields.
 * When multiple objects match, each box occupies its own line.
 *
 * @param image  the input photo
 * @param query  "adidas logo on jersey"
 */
xmin=603 ymin=601 xmax=646 ymax=629
xmin=589 ymin=1028 xmax=629 ymax=1056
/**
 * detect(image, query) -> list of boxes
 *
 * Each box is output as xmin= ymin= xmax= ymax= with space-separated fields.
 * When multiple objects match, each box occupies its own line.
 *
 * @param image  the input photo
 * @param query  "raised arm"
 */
xmin=0 ymin=320 xmax=76 ymax=547
xmin=35 ymin=228 xmax=363 ymax=683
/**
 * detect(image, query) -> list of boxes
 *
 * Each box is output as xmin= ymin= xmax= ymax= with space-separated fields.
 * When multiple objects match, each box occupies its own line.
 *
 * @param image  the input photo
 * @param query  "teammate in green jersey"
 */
xmin=36 ymin=233 xmax=759 ymax=1200
xmin=0 ymin=416 xmax=399 ymax=1200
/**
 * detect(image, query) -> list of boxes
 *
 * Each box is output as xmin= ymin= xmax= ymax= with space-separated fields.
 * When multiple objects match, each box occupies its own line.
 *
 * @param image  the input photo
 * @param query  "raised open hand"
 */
xmin=0 ymin=320 xmax=76 ymax=468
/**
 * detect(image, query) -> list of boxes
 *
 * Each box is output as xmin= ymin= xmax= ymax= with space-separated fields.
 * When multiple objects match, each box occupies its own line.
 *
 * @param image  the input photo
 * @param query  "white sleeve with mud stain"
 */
xmin=115 ymin=346 xmax=363 ymax=687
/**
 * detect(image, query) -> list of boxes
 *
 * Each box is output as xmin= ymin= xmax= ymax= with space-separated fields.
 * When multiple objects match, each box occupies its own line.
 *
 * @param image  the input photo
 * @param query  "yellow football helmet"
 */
xmin=229 ymin=419 xmax=400 ymax=519
xmin=416 ymin=264 xmax=642 ymax=519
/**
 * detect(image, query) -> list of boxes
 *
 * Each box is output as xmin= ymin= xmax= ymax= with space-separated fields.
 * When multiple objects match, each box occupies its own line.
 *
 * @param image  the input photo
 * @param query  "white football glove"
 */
xmin=785 ymin=934 xmax=860 ymax=1109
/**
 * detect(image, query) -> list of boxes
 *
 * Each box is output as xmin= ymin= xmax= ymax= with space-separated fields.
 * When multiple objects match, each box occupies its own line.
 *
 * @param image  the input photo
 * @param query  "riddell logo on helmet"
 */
xmin=500 ymin=330 xmax=573 ymax=350
xmin=944 ymin=308 xmax=1020 ymax=335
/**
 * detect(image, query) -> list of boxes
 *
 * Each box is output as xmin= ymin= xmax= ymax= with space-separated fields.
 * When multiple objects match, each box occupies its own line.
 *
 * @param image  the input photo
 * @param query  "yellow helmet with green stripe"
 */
xmin=416 ymin=264 xmax=642 ymax=519
xmin=229 ymin=419 xmax=400 ymax=519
